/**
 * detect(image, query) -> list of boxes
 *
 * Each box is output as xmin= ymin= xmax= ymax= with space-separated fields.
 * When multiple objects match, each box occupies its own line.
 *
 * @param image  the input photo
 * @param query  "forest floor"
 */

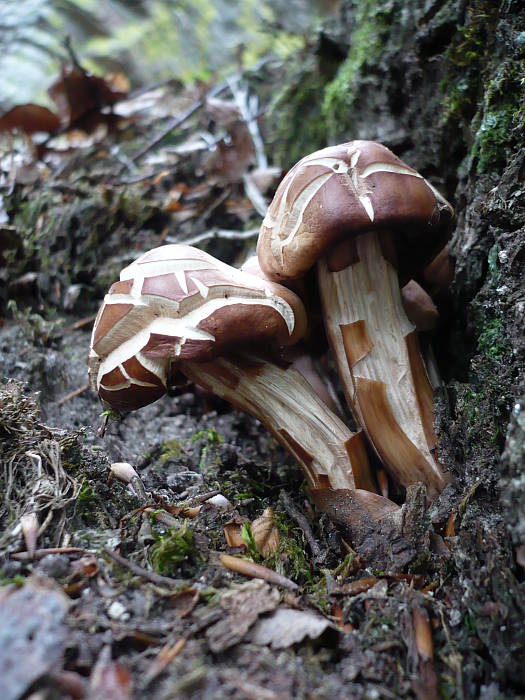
xmin=0 ymin=54 xmax=524 ymax=700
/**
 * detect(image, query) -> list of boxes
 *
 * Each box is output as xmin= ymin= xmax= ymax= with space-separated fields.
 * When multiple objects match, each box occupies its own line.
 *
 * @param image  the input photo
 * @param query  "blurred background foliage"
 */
xmin=0 ymin=0 xmax=337 ymax=106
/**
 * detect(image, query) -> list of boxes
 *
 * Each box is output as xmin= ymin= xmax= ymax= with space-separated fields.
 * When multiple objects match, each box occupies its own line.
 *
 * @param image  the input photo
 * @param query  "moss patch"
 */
xmin=150 ymin=522 xmax=195 ymax=575
xmin=321 ymin=0 xmax=395 ymax=137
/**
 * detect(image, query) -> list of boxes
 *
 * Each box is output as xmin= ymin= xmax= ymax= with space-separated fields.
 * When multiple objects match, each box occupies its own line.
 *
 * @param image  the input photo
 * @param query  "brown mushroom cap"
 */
xmin=257 ymin=140 xmax=454 ymax=281
xmin=89 ymin=244 xmax=307 ymax=411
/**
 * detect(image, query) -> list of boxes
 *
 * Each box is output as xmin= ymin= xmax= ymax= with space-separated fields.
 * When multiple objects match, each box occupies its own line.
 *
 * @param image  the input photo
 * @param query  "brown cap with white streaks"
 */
xmin=257 ymin=140 xmax=454 ymax=281
xmin=88 ymin=245 xmax=307 ymax=411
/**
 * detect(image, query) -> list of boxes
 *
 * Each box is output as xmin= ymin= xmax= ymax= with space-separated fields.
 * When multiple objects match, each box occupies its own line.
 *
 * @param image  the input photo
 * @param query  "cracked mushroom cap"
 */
xmin=257 ymin=140 xmax=454 ymax=281
xmin=89 ymin=244 xmax=308 ymax=412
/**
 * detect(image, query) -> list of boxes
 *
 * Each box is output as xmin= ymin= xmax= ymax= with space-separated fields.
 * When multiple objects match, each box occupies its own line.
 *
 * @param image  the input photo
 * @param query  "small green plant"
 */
xmin=191 ymin=429 xmax=224 ymax=470
xmin=190 ymin=429 xmax=223 ymax=445
xmin=264 ymin=512 xmax=314 ymax=585
xmin=0 ymin=574 xmax=26 ymax=587
xmin=150 ymin=523 xmax=194 ymax=575
xmin=158 ymin=438 xmax=183 ymax=464
xmin=7 ymin=300 xmax=62 ymax=346
xmin=241 ymin=522 xmax=259 ymax=561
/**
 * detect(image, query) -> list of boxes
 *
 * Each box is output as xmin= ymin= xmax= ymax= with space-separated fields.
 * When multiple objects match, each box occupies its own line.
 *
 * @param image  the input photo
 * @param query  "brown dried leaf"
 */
xmin=249 ymin=607 xmax=336 ymax=649
xmin=206 ymin=580 xmax=280 ymax=653
xmin=339 ymin=576 xmax=378 ymax=596
xmin=0 ymin=104 xmax=60 ymax=134
xmin=224 ymin=521 xmax=246 ymax=549
xmin=48 ymin=67 xmax=127 ymax=127
xmin=204 ymin=120 xmax=255 ymax=184
xmin=251 ymin=507 xmax=280 ymax=558
xmin=88 ymin=646 xmax=133 ymax=700
xmin=144 ymin=638 xmax=186 ymax=685
xmin=167 ymin=588 xmax=200 ymax=618
xmin=70 ymin=554 xmax=99 ymax=579
xmin=220 ymin=554 xmax=299 ymax=591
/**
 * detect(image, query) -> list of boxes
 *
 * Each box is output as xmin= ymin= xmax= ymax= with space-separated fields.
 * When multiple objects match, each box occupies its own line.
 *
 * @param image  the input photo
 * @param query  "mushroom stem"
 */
xmin=318 ymin=230 xmax=448 ymax=498
xmin=179 ymin=353 xmax=377 ymax=493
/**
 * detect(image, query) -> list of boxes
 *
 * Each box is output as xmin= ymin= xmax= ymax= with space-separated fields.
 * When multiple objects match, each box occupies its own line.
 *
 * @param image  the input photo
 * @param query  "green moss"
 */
xmin=191 ymin=429 xmax=224 ymax=471
xmin=74 ymin=478 xmax=104 ymax=526
xmin=268 ymin=56 xmax=330 ymax=167
xmin=77 ymin=479 xmax=96 ymax=506
xmin=473 ymin=103 xmax=517 ymax=173
xmin=441 ymin=1 xmax=498 ymax=126
xmin=472 ymin=59 xmax=525 ymax=173
xmin=477 ymin=315 xmax=509 ymax=361
xmin=158 ymin=438 xmax=183 ymax=464
xmin=441 ymin=1 xmax=524 ymax=173
xmin=0 ymin=575 xmax=26 ymax=587
xmin=263 ymin=511 xmax=314 ymax=585
xmin=190 ymin=429 xmax=223 ymax=445
xmin=150 ymin=522 xmax=195 ymax=575
xmin=322 ymin=0 xmax=394 ymax=136
xmin=6 ymin=300 xmax=63 ymax=346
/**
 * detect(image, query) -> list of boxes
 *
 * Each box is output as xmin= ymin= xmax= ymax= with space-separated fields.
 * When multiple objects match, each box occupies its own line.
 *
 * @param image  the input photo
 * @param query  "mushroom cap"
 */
xmin=89 ymin=244 xmax=307 ymax=411
xmin=257 ymin=140 xmax=454 ymax=281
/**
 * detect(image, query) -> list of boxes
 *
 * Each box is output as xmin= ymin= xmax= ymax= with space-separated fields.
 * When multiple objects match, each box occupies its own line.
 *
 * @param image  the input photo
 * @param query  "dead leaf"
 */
xmin=206 ymin=580 xmax=279 ymax=653
xmin=339 ymin=576 xmax=378 ymax=596
xmin=20 ymin=512 xmax=38 ymax=557
xmin=0 ymin=576 xmax=70 ymax=700
xmin=88 ymin=646 xmax=132 ymax=700
xmin=0 ymin=104 xmax=60 ymax=134
xmin=331 ymin=602 xmax=354 ymax=632
xmin=251 ymin=507 xmax=280 ymax=557
xmin=249 ymin=166 xmax=282 ymax=195
xmin=167 ymin=588 xmax=200 ymax=618
xmin=224 ymin=521 xmax=246 ymax=549
xmin=70 ymin=555 xmax=99 ymax=579
xmin=249 ymin=607 xmax=336 ymax=649
xmin=204 ymin=120 xmax=255 ymax=184
xmin=48 ymin=67 xmax=127 ymax=127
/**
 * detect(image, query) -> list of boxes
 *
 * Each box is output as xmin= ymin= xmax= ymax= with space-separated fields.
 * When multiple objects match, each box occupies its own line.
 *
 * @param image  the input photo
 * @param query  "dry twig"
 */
xmin=103 ymin=546 xmax=180 ymax=588
xmin=280 ymin=491 xmax=325 ymax=565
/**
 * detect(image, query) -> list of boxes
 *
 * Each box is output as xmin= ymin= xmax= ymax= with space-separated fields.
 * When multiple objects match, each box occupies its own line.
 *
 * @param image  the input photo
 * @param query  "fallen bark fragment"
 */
xmin=206 ymin=580 xmax=280 ymax=653
xmin=249 ymin=607 xmax=336 ymax=649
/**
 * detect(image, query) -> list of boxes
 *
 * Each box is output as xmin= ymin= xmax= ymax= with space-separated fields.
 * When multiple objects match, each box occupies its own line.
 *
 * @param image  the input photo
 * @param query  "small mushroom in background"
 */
xmin=401 ymin=280 xmax=439 ymax=332
xmin=257 ymin=140 xmax=455 ymax=499
xmin=89 ymin=244 xmax=396 ymax=534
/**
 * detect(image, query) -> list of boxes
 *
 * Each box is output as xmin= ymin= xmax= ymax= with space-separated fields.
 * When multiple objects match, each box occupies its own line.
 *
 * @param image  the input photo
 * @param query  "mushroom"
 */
xmin=88 ymin=244 xmax=378 ymax=496
xmin=240 ymin=254 xmax=344 ymax=416
xmin=257 ymin=140 xmax=454 ymax=498
xmin=401 ymin=280 xmax=439 ymax=332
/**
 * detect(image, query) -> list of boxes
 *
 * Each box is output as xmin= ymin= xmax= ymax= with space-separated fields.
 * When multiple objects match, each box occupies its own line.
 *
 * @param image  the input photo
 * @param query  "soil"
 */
xmin=0 ymin=1 xmax=524 ymax=699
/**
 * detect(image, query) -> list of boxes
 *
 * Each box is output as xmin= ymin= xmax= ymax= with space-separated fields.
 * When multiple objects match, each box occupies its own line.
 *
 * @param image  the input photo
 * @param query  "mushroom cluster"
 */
xmin=89 ymin=140 xmax=454 ymax=543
